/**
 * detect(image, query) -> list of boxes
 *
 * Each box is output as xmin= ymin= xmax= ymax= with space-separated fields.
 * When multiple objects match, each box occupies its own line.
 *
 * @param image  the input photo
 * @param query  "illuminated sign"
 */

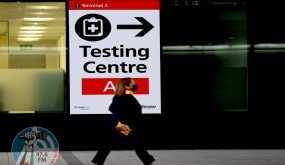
xmin=68 ymin=0 xmax=161 ymax=114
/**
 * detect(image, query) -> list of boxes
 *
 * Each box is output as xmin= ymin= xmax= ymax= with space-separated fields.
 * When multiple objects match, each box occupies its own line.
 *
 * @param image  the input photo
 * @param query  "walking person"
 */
xmin=92 ymin=77 xmax=155 ymax=165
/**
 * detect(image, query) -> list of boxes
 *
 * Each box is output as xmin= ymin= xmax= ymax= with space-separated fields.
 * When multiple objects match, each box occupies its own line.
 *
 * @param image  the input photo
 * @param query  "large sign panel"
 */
xmin=68 ymin=0 xmax=161 ymax=114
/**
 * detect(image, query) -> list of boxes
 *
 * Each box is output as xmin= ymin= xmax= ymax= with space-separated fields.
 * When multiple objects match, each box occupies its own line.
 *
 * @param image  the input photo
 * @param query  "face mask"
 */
xmin=131 ymin=84 xmax=138 ymax=92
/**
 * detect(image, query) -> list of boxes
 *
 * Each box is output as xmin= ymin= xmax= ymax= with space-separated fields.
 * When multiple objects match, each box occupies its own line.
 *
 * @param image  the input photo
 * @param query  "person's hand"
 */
xmin=115 ymin=121 xmax=131 ymax=132
xmin=115 ymin=122 xmax=132 ymax=136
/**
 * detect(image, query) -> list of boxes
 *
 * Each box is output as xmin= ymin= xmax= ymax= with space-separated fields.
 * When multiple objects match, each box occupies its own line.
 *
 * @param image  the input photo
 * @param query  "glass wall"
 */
xmin=161 ymin=0 xmax=248 ymax=112
xmin=0 ymin=2 xmax=66 ymax=113
xmin=4 ymin=0 xmax=284 ymax=114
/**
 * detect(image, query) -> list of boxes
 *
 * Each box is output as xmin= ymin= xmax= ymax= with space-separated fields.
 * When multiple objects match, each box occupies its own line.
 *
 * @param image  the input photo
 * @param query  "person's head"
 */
xmin=114 ymin=77 xmax=138 ymax=96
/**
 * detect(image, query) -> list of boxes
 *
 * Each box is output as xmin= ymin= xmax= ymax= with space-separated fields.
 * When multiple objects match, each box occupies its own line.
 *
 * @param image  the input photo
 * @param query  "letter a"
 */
xmin=103 ymin=81 xmax=115 ymax=92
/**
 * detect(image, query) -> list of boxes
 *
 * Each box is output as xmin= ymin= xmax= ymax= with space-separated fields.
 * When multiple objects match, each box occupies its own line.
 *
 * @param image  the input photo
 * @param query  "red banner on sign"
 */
xmin=82 ymin=78 xmax=149 ymax=95
xmin=69 ymin=0 xmax=160 ymax=10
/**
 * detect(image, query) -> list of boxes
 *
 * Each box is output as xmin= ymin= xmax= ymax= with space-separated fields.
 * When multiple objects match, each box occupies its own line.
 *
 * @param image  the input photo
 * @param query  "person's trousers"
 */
xmin=92 ymin=129 xmax=155 ymax=165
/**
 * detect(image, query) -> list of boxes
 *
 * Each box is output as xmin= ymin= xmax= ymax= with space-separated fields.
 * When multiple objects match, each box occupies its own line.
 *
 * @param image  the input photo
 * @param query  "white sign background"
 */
xmin=69 ymin=3 xmax=161 ymax=114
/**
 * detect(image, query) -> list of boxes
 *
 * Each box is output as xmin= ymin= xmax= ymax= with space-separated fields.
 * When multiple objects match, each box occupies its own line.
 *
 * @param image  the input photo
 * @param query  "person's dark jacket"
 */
xmin=108 ymin=94 xmax=142 ymax=131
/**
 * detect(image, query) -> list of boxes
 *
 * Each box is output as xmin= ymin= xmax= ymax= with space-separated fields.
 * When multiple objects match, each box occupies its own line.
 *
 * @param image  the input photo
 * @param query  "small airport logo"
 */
xmin=11 ymin=126 xmax=59 ymax=165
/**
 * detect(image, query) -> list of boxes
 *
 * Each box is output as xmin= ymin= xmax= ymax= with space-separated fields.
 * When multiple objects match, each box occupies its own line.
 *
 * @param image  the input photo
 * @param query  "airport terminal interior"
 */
xmin=1 ymin=0 xmax=285 ymax=164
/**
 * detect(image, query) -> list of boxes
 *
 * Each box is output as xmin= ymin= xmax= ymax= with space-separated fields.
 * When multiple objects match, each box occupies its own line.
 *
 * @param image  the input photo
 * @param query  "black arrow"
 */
xmin=117 ymin=17 xmax=154 ymax=37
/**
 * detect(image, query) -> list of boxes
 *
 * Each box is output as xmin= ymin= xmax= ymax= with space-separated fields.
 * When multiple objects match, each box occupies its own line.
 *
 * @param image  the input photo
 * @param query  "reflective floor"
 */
xmin=1 ymin=149 xmax=285 ymax=165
